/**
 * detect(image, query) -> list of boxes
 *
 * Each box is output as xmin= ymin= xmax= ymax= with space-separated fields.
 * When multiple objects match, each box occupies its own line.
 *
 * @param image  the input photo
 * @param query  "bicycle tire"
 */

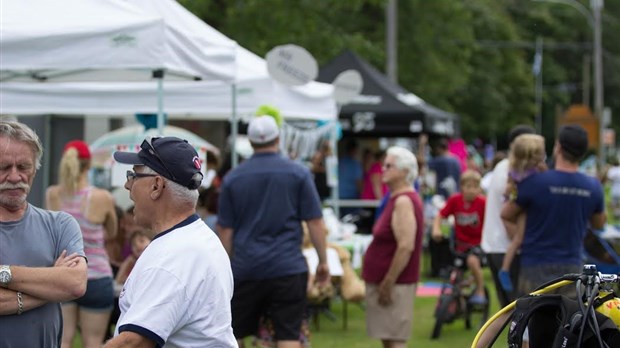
xmin=431 ymin=294 xmax=459 ymax=339
xmin=465 ymin=286 xmax=490 ymax=330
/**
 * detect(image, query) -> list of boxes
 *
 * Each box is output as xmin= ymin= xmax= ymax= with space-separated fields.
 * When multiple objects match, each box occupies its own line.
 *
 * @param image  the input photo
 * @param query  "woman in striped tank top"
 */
xmin=46 ymin=140 xmax=118 ymax=348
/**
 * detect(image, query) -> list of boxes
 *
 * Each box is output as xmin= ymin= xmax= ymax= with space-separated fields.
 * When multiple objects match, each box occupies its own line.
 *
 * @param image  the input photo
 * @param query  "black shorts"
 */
xmin=457 ymin=246 xmax=487 ymax=267
xmin=232 ymin=273 xmax=308 ymax=341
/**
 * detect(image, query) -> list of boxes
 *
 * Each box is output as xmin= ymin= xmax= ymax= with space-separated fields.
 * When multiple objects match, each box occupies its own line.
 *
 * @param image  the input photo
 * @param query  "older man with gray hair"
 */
xmin=0 ymin=120 xmax=87 ymax=348
xmin=106 ymin=136 xmax=236 ymax=348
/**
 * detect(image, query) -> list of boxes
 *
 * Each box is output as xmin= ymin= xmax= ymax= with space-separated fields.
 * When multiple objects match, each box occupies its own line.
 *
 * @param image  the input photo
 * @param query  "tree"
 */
xmin=179 ymin=0 xmax=619 ymax=146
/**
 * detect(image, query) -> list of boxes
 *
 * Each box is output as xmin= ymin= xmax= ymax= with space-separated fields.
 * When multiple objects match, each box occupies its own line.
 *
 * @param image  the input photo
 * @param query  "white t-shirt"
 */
xmin=115 ymin=215 xmax=237 ymax=347
xmin=480 ymin=171 xmax=493 ymax=193
xmin=607 ymin=166 xmax=620 ymax=198
xmin=480 ymin=159 xmax=511 ymax=253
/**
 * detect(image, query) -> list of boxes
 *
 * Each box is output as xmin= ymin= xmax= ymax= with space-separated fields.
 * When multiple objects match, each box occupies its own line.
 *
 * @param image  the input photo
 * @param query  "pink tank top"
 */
xmin=60 ymin=187 xmax=112 ymax=279
xmin=362 ymin=191 xmax=424 ymax=284
xmin=361 ymin=162 xmax=388 ymax=199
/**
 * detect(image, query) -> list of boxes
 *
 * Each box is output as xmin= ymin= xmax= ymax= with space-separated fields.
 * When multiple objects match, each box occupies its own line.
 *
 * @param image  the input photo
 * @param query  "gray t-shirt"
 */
xmin=0 ymin=204 xmax=84 ymax=348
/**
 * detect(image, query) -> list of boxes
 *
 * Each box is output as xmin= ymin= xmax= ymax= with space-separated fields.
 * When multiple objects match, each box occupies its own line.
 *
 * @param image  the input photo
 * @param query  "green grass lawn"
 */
xmin=309 ymin=297 xmax=489 ymax=348
xmin=308 ymin=266 xmax=504 ymax=348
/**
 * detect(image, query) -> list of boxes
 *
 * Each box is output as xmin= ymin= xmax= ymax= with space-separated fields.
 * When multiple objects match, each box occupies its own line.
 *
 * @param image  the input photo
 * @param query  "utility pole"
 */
xmin=592 ymin=0 xmax=605 ymax=164
xmin=534 ymin=37 xmax=544 ymax=134
xmin=386 ymin=0 xmax=398 ymax=83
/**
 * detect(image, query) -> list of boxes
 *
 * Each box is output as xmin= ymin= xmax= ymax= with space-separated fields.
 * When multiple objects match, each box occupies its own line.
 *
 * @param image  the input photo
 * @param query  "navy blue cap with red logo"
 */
xmin=114 ymin=136 xmax=203 ymax=190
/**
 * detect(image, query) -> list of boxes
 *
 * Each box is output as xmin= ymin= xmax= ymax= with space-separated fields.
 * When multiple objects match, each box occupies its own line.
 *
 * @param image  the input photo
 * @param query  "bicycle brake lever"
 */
xmin=599 ymin=273 xmax=619 ymax=284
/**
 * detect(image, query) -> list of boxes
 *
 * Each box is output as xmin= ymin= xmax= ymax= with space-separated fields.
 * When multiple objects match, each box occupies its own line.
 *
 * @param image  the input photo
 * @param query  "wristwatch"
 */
xmin=0 ymin=265 xmax=12 ymax=288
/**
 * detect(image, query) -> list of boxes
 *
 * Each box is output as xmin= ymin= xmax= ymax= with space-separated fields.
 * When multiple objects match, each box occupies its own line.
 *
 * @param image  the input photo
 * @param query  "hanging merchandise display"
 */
xmin=281 ymin=121 xmax=338 ymax=161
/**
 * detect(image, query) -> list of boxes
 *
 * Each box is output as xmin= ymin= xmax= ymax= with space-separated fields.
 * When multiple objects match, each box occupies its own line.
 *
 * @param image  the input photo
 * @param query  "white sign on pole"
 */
xmin=266 ymin=44 xmax=318 ymax=86
xmin=332 ymin=69 xmax=363 ymax=105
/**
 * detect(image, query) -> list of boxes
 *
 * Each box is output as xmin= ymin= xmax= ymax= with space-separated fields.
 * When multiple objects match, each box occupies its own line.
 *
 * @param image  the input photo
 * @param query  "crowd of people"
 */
xmin=0 ymin=117 xmax=611 ymax=348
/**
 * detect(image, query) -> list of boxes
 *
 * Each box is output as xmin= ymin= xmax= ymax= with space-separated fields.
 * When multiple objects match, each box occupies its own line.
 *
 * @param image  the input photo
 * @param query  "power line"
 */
xmin=438 ymin=39 xmax=592 ymax=51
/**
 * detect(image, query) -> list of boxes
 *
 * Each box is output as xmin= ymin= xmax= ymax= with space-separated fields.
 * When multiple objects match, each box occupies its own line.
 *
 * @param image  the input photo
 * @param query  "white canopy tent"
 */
xmin=0 ymin=0 xmax=337 ymax=174
xmin=0 ymin=0 xmax=238 ymax=203
xmin=0 ymin=0 xmax=335 ymax=122
xmin=0 ymin=78 xmax=335 ymax=121
xmin=0 ymin=0 xmax=235 ymax=82
xmin=0 ymin=0 xmax=237 ymax=131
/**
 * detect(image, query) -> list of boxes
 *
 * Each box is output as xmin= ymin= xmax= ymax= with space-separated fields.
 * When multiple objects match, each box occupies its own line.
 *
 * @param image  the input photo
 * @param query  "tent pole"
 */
xmin=330 ymin=119 xmax=340 ymax=218
xmin=231 ymin=83 xmax=238 ymax=167
xmin=154 ymin=69 xmax=165 ymax=135
xmin=42 ymin=114 xmax=51 ymax=203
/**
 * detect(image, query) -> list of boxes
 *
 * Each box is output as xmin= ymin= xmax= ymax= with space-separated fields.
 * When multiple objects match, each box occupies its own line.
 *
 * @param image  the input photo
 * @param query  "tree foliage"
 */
xmin=180 ymin=0 xmax=619 ymax=145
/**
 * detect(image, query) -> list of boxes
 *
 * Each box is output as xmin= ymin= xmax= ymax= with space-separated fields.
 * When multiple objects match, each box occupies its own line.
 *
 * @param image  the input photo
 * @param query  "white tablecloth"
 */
xmin=303 ymin=247 xmax=344 ymax=276
xmin=330 ymin=234 xmax=373 ymax=269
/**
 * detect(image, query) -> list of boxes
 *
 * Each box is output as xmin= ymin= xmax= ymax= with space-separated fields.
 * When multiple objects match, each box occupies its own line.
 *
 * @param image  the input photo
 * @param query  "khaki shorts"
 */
xmin=365 ymin=283 xmax=416 ymax=341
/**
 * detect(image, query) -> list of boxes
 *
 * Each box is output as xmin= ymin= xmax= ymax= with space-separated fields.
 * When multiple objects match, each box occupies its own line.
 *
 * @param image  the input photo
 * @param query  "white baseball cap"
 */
xmin=247 ymin=116 xmax=280 ymax=144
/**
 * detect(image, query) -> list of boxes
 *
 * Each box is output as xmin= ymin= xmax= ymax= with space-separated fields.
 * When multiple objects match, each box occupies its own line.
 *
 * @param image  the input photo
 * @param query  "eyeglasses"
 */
xmin=126 ymin=170 xmax=157 ymax=182
xmin=141 ymin=137 xmax=177 ymax=181
xmin=382 ymin=163 xmax=395 ymax=170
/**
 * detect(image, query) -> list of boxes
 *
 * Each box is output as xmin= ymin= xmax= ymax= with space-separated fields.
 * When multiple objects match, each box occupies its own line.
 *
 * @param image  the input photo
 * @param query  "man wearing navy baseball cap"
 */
xmin=113 ymin=136 xmax=204 ymax=190
xmin=105 ymin=136 xmax=236 ymax=348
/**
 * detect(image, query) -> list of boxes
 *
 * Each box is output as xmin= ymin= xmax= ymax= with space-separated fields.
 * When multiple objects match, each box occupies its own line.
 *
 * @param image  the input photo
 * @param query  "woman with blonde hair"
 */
xmin=498 ymin=134 xmax=546 ymax=292
xmin=362 ymin=146 xmax=424 ymax=348
xmin=46 ymin=140 xmax=117 ymax=348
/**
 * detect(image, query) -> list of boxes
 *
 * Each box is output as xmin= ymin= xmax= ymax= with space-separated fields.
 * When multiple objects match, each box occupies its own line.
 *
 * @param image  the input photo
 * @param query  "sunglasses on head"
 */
xmin=141 ymin=137 xmax=177 ymax=181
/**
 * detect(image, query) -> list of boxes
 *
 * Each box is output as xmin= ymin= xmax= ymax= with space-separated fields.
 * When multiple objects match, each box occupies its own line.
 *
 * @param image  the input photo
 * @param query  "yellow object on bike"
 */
xmin=595 ymin=294 xmax=620 ymax=329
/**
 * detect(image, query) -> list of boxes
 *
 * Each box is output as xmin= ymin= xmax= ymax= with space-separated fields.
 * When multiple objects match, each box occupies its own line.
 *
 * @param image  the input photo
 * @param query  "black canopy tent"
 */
xmin=318 ymin=50 xmax=459 ymax=138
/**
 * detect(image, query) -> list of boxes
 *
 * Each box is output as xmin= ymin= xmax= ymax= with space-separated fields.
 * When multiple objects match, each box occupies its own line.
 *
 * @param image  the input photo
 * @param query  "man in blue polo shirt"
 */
xmin=502 ymin=124 xmax=606 ymax=296
xmin=217 ymin=115 xmax=330 ymax=347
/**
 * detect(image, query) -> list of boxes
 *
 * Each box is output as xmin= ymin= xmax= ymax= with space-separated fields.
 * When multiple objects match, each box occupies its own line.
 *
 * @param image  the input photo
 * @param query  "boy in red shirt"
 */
xmin=432 ymin=169 xmax=487 ymax=304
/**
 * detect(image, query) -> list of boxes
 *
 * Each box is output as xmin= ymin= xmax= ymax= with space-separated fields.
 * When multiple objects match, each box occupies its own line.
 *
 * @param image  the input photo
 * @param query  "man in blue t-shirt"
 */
xmin=428 ymin=138 xmax=462 ymax=199
xmin=502 ymin=124 xmax=606 ymax=296
xmin=217 ymin=116 xmax=330 ymax=346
